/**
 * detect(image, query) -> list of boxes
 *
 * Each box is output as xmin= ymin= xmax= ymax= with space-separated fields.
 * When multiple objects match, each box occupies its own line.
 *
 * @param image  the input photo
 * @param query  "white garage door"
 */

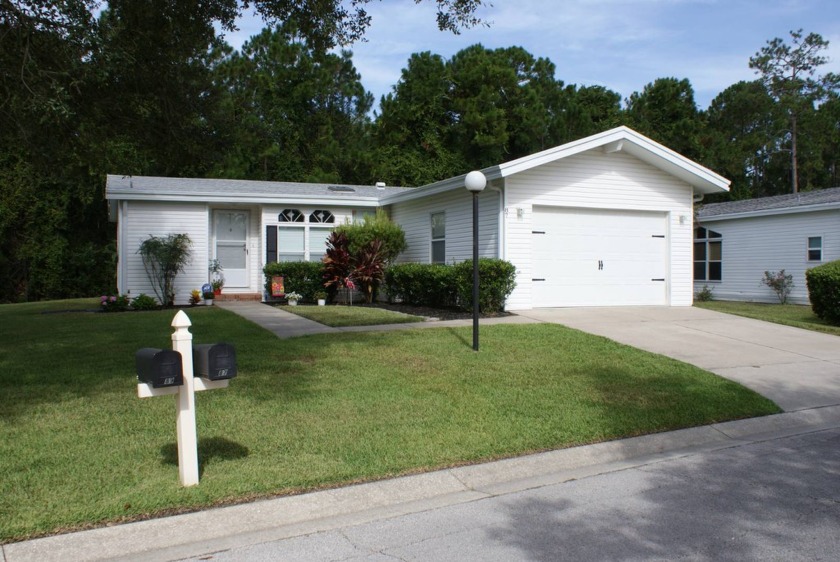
xmin=532 ymin=207 xmax=668 ymax=307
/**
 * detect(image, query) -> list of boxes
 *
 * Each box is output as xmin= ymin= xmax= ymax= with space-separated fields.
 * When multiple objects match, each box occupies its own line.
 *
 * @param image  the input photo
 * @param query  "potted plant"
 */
xmin=209 ymin=259 xmax=224 ymax=295
xmin=201 ymin=283 xmax=214 ymax=306
xmin=314 ymin=291 xmax=327 ymax=306
xmin=189 ymin=289 xmax=202 ymax=306
xmin=286 ymin=291 xmax=302 ymax=306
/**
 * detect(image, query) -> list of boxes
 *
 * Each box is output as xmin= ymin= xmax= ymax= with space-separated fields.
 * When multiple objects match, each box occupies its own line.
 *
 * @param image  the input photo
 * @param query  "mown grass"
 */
xmin=695 ymin=300 xmax=840 ymax=336
xmin=281 ymin=304 xmax=424 ymax=327
xmin=0 ymin=299 xmax=780 ymax=543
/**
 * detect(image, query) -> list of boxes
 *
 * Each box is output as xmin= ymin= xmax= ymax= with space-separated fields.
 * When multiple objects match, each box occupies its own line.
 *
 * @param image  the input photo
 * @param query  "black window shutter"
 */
xmin=266 ymin=225 xmax=277 ymax=263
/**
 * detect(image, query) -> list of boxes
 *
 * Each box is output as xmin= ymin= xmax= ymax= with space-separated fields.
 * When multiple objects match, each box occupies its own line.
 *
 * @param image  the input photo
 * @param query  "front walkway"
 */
xmin=215 ymin=301 xmax=538 ymax=339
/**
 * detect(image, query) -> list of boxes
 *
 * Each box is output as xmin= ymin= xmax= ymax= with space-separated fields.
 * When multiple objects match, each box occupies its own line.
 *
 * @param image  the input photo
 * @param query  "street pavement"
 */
xmin=182 ymin=422 xmax=840 ymax=562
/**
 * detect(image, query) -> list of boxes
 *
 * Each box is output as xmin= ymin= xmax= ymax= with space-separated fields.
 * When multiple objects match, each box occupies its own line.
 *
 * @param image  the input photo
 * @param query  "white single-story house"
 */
xmin=106 ymin=126 xmax=730 ymax=310
xmin=694 ymin=187 xmax=840 ymax=304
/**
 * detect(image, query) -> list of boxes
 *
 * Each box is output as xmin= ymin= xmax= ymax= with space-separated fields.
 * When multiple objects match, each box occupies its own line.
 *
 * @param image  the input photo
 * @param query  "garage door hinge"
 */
xmin=532 ymin=231 xmax=546 ymax=234
xmin=532 ymin=278 xmax=545 ymax=282
xmin=651 ymin=234 xmax=665 ymax=238
xmin=651 ymin=278 xmax=665 ymax=282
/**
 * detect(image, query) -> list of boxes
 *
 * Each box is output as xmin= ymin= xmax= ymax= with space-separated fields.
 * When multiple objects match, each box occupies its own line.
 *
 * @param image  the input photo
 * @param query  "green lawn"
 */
xmin=281 ymin=304 xmax=425 ymax=327
xmin=0 ymin=299 xmax=779 ymax=543
xmin=695 ymin=300 xmax=840 ymax=336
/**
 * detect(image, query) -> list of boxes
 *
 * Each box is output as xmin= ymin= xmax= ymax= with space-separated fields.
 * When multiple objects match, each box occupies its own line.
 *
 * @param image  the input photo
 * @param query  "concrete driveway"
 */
xmin=516 ymin=306 xmax=840 ymax=412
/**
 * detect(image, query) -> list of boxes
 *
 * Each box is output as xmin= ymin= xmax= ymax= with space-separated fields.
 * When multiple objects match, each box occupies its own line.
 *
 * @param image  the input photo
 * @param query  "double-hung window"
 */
xmin=266 ymin=209 xmax=335 ymax=263
xmin=431 ymin=212 xmax=445 ymax=264
xmin=694 ymin=227 xmax=722 ymax=281
xmin=808 ymin=236 xmax=823 ymax=262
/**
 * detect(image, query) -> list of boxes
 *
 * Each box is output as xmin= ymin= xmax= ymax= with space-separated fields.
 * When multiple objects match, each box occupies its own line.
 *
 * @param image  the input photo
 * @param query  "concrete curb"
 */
xmin=6 ymin=405 xmax=840 ymax=562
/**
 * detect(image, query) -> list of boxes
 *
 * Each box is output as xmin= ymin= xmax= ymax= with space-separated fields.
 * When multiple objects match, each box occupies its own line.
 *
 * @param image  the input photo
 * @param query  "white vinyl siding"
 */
xmin=389 ymin=189 xmax=500 ymax=264
xmin=119 ymin=201 xmax=209 ymax=305
xmin=694 ymin=210 xmax=840 ymax=304
xmin=503 ymin=150 xmax=692 ymax=310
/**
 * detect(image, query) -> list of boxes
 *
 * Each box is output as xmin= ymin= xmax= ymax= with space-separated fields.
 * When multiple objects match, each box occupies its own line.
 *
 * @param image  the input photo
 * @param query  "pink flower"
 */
xmin=100 ymin=296 xmax=108 ymax=302
xmin=345 ymin=278 xmax=356 ymax=290
xmin=110 ymin=296 xmax=117 ymax=302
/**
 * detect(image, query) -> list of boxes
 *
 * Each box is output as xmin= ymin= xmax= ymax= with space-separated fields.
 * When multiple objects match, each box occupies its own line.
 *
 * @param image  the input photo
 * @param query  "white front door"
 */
xmin=531 ymin=207 xmax=668 ymax=307
xmin=214 ymin=210 xmax=249 ymax=288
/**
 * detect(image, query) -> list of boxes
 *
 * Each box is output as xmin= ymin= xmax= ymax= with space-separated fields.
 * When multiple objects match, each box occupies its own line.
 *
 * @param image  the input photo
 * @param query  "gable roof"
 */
xmin=380 ymin=126 xmax=730 ymax=205
xmin=698 ymin=187 xmax=840 ymax=222
xmin=105 ymin=175 xmax=412 ymax=206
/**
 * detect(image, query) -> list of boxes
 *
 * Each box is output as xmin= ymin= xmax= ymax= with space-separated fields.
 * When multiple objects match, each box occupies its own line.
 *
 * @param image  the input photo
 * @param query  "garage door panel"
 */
xmin=532 ymin=207 xmax=667 ymax=307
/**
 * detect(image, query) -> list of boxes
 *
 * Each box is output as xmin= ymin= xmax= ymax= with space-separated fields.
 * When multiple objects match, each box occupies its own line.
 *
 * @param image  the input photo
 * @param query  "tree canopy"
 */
xmin=1 ymin=8 xmax=839 ymax=301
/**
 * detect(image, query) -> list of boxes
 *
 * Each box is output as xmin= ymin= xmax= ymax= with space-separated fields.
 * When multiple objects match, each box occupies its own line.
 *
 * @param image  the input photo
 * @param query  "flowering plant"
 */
xmin=189 ymin=289 xmax=202 ymax=305
xmin=285 ymin=291 xmax=302 ymax=301
xmin=100 ymin=294 xmax=130 ymax=312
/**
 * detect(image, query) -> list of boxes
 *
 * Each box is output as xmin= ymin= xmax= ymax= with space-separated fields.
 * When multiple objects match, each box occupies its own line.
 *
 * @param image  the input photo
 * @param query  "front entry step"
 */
xmin=214 ymin=293 xmax=262 ymax=302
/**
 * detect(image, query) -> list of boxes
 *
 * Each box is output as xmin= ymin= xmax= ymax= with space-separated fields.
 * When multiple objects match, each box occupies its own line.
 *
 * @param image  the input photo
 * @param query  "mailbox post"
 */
xmin=136 ymin=310 xmax=231 ymax=487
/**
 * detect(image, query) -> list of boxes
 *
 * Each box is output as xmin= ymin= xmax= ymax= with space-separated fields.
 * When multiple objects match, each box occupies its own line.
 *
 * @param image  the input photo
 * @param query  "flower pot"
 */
xmin=289 ymin=300 xmax=298 ymax=306
xmin=317 ymin=299 xmax=326 ymax=306
xmin=214 ymin=289 xmax=222 ymax=296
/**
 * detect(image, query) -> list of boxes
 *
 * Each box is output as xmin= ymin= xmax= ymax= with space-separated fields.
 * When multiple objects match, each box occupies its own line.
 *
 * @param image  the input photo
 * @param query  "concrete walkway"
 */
xmin=517 ymin=306 xmax=840 ymax=412
xmin=215 ymin=301 xmax=539 ymax=338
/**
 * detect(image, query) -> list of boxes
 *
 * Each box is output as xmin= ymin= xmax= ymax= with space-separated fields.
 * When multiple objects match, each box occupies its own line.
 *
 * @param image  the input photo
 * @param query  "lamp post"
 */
xmin=465 ymin=170 xmax=487 ymax=351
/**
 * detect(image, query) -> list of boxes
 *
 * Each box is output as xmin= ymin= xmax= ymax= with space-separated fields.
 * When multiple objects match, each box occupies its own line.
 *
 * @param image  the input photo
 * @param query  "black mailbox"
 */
xmin=193 ymin=343 xmax=237 ymax=381
xmin=136 ymin=348 xmax=184 ymax=388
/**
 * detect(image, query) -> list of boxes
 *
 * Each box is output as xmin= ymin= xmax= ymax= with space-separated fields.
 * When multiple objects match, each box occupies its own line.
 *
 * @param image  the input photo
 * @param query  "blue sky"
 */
xmin=222 ymin=0 xmax=840 ymax=112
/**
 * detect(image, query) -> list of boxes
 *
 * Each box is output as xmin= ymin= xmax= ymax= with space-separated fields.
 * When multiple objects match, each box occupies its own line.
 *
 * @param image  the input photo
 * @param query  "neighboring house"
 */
xmin=694 ymin=187 xmax=840 ymax=304
xmin=106 ymin=126 xmax=729 ymax=309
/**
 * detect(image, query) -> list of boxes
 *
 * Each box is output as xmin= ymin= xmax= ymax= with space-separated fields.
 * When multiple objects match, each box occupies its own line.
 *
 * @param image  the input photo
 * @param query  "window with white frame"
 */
xmin=431 ymin=212 xmax=445 ymax=264
xmin=694 ymin=227 xmax=722 ymax=281
xmin=808 ymin=236 xmax=823 ymax=262
xmin=266 ymin=208 xmax=336 ymax=264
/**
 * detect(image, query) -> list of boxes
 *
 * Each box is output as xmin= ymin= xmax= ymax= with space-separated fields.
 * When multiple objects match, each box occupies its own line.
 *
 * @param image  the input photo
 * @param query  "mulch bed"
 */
xmin=365 ymin=303 xmax=511 ymax=321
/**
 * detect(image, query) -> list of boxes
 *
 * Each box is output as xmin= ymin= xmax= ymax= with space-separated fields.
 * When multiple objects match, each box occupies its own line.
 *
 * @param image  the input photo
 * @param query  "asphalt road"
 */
xmin=185 ymin=427 xmax=840 ymax=562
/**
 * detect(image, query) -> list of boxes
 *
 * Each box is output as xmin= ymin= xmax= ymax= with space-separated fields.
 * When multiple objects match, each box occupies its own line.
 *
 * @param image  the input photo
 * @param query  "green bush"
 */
xmin=264 ymin=261 xmax=325 ymax=302
xmin=806 ymin=260 xmax=840 ymax=324
xmin=100 ymin=294 xmax=130 ymax=312
xmin=335 ymin=209 xmax=407 ymax=264
xmin=385 ymin=259 xmax=517 ymax=313
xmin=453 ymin=259 xmax=517 ymax=314
xmin=130 ymin=293 xmax=159 ymax=311
xmin=384 ymin=263 xmax=458 ymax=308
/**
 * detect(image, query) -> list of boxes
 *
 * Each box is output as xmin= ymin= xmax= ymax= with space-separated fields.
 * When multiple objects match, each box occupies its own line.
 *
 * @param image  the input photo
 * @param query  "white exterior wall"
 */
xmin=694 ymin=210 xmax=840 ymax=304
xmin=388 ymin=188 xmax=500 ymax=264
xmin=119 ymin=201 xmax=209 ymax=305
xmin=503 ymin=150 xmax=695 ymax=310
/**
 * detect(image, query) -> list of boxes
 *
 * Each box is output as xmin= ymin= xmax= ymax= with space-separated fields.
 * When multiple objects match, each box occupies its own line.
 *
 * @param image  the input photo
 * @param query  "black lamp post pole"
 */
xmin=472 ymin=191 xmax=479 ymax=351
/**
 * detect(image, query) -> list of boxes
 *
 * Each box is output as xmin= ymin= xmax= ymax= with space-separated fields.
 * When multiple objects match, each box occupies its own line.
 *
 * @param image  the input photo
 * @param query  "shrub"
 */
xmin=385 ymin=259 xmax=517 ymax=313
xmin=353 ymin=240 xmax=386 ymax=303
xmin=100 ymin=294 xmax=130 ymax=312
xmin=335 ymin=209 xmax=407 ymax=264
xmin=137 ymin=233 xmax=192 ymax=306
xmin=695 ymin=285 xmax=714 ymax=302
xmin=806 ymin=260 xmax=840 ymax=324
xmin=453 ymin=259 xmax=517 ymax=314
xmin=131 ymin=293 xmax=159 ymax=311
xmin=384 ymin=263 xmax=458 ymax=308
xmin=263 ymin=261 xmax=325 ymax=302
xmin=761 ymin=269 xmax=794 ymax=304
xmin=322 ymin=231 xmax=355 ymax=302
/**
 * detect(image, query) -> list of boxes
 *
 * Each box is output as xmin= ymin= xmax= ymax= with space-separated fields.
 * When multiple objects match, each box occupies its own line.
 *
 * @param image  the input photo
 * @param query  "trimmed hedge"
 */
xmin=806 ymin=260 xmax=840 ymax=325
xmin=385 ymin=259 xmax=517 ymax=313
xmin=453 ymin=259 xmax=517 ymax=314
xmin=263 ymin=261 xmax=325 ymax=302
xmin=384 ymin=263 xmax=458 ymax=309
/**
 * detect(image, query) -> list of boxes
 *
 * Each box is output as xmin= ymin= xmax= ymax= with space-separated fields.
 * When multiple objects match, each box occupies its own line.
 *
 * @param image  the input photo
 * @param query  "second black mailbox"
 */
xmin=136 ymin=348 xmax=184 ymax=388
xmin=193 ymin=343 xmax=237 ymax=380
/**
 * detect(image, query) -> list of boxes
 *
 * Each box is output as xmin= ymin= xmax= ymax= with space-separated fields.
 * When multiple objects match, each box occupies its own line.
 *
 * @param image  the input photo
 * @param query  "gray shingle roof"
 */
xmin=106 ymin=175 xmax=413 ymax=201
xmin=697 ymin=187 xmax=840 ymax=219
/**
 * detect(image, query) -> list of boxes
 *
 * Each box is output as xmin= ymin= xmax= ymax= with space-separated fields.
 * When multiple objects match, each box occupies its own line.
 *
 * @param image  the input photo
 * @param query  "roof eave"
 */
xmin=105 ymin=190 xmax=383 ymax=207
xmin=698 ymin=202 xmax=840 ymax=222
